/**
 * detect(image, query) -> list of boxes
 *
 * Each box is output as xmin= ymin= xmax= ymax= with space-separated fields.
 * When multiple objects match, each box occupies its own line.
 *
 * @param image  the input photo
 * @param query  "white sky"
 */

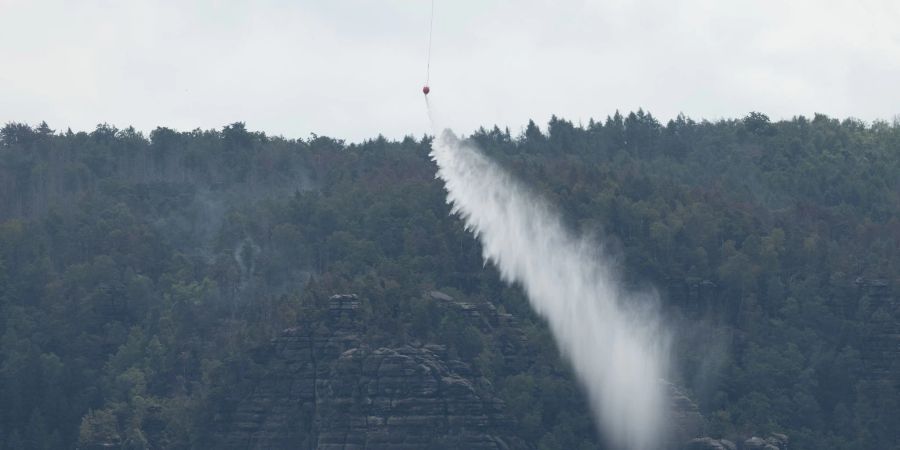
xmin=1 ymin=0 xmax=899 ymax=142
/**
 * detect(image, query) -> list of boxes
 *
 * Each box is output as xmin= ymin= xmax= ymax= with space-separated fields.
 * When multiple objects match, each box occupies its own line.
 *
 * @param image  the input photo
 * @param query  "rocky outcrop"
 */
xmin=683 ymin=433 xmax=787 ymax=450
xmin=212 ymin=294 xmax=518 ymax=450
xmin=329 ymin=294 xmax=362 ymax=322
xmin=743 ymin=433 xmax=788 ymax=450
xmin=213 ymin=291 xmax=721 ymax=449
xmin=684 ymin=437 xmax=736 ymax=450
xmin=428 ymin=290 xmax=713 ymax=448
xmin=318 ymin=344 xmax=513 ymax=450
xmin=427 ymin=290 xmax=501 ymax=331
xmin=428 ymin=290 xmax=533 ymax=372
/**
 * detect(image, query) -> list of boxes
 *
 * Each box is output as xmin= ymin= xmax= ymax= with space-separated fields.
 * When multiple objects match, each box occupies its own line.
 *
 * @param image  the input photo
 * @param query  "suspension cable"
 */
xmin=426 ymin=0 xmax=434 ymax=85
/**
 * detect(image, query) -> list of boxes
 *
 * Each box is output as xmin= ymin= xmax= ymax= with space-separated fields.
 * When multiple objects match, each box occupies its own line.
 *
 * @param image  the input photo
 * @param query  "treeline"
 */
xmin=0 ymin=113 xmax=898 ymax=449
xmin=471 ymin=112 xmax=900 ymax=448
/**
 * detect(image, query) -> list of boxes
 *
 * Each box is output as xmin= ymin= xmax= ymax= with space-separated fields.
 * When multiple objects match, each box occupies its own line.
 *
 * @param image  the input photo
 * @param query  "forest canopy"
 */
xmin=0 ymin=112 xmax=898 ymax=449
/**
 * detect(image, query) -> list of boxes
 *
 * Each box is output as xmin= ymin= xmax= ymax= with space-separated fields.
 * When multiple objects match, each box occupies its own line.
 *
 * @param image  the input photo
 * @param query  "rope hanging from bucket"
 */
xmin=423 ymin=0 xmax=434 ymax=95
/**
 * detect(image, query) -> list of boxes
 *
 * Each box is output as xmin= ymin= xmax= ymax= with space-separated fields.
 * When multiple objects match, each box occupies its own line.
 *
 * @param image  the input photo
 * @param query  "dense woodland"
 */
xmin=0 ymin=112 xmax=898 ymax=449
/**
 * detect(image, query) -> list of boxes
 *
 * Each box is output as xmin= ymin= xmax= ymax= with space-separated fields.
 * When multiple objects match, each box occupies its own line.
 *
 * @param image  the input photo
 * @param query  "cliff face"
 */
xmin=684 ymin=433 xmax=789 ymax=450
xmin=211 ymin=292 xmax=715 ymax=449
xmin=212 ymin=295 xmax=518 ymax=450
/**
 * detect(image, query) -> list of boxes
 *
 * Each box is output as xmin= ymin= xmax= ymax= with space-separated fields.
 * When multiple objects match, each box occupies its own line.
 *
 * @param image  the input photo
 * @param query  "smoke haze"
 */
xmin=430 ymin=129 xmax=670 ymax=449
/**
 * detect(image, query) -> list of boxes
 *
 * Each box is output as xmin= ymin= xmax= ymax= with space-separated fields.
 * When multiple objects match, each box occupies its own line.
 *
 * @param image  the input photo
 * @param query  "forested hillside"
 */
xmin=0 ymin=113 xmax=898 ymax=449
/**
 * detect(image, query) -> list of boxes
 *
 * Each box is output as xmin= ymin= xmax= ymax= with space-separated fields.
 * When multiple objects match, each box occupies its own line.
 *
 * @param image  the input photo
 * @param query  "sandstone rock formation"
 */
xmin=213 ymin=292 xmax=722 ymax=449
xmin=743 ymin=433 xmax=788 ymax=450
xmin=212 ymin=294 xmax=518 ymax=449
xmin=683 ymin=433 xmax=788 ymax=450
xmin=684 ymin=437 xmax=737 ymax=450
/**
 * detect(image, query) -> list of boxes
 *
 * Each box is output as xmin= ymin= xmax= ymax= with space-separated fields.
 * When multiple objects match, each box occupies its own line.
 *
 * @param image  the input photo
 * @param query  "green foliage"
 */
xmin=0 ymin=115 xmax=898 ymax=449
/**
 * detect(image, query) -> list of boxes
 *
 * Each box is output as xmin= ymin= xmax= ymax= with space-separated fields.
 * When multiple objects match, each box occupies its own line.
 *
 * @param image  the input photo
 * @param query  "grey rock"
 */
xmin=213 ymin=318 xmax=516 ymax=449
xmin=683 ymin=437 xmax=736 ymax=450
xmin=215 ymin=291 xmax=713 ymax=450
xmin=744 ymin=435 xmax=787 ymax=450
xmin=767 ymin=432 xmax=789 ymax=447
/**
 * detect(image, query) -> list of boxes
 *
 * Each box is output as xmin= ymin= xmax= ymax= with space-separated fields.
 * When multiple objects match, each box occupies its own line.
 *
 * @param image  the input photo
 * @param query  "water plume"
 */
xmin=430 ymin=129 xmax=670 ymax=449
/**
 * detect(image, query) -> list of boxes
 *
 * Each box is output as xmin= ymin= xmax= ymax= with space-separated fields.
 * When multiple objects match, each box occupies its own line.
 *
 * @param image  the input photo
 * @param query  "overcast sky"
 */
xmin=2 ymin=0 xmax=899 ymax=142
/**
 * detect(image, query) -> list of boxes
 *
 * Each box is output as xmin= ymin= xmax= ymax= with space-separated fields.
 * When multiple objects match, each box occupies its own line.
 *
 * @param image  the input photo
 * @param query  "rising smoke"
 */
xmin=430 ymin=129 xmax=671 ymax=449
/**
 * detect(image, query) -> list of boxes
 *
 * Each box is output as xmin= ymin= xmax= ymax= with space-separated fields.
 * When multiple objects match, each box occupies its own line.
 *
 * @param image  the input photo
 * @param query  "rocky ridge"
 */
xmin=212 ymin=294 xmax=518 ymax=449
xmin=213 ymin=292 xmax=784 ymax=449
xmin=684 ymin=433 xmax=788 ymax=450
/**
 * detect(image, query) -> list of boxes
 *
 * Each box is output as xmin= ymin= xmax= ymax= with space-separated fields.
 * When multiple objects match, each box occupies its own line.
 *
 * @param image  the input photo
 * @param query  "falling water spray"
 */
xmin=429 ymin=128 xmax=670 ymax=449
